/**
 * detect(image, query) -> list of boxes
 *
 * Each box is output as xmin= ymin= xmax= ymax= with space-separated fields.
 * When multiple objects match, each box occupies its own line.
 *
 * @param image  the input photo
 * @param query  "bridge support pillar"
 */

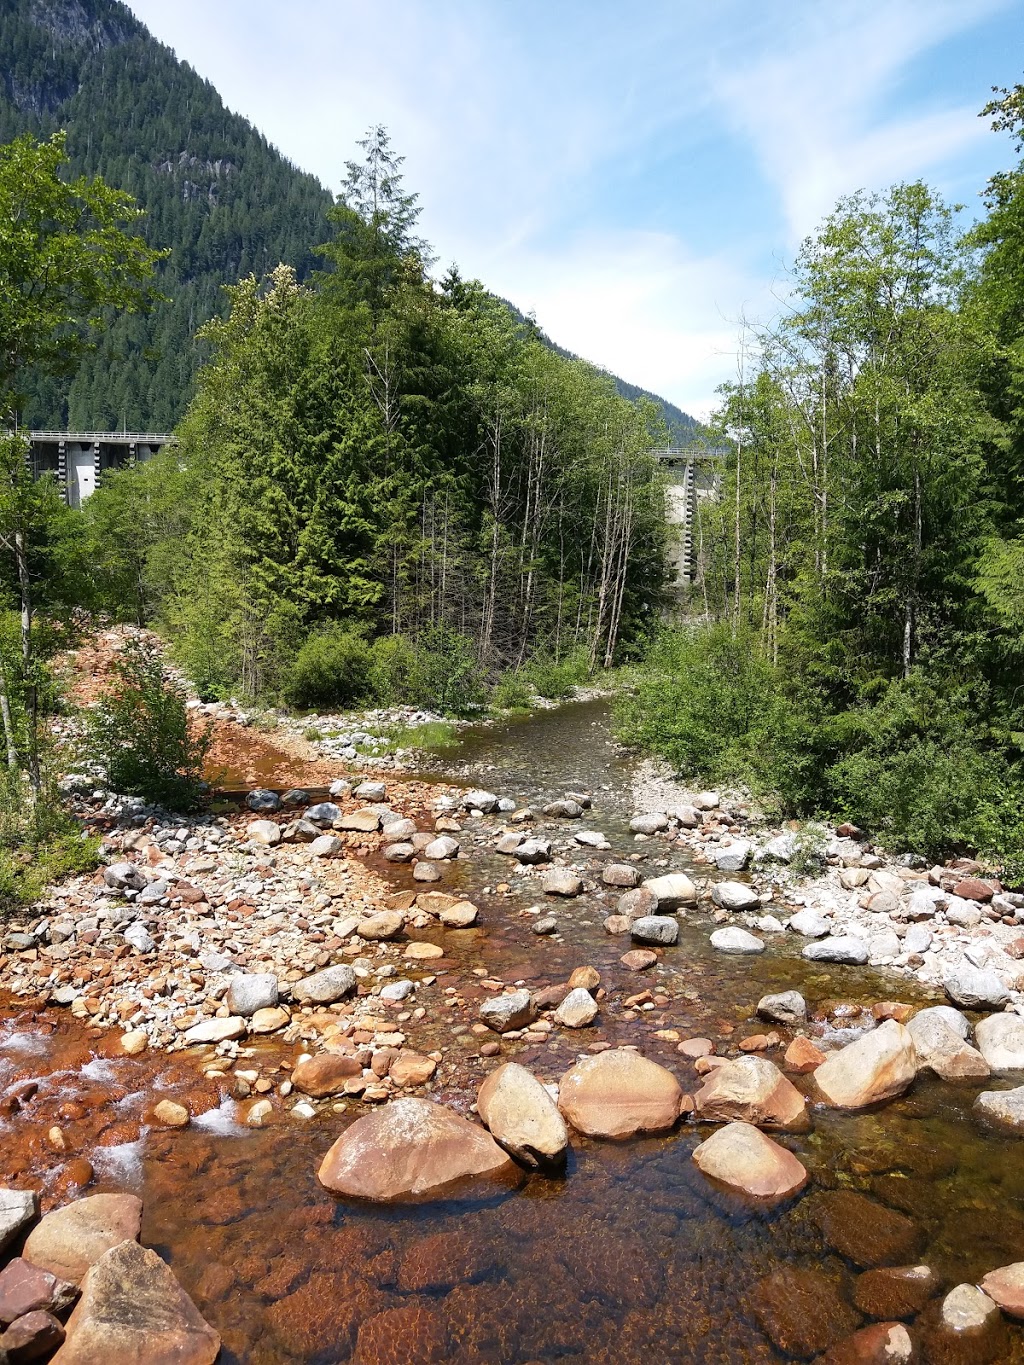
xmin=57 ymin=440 xmax=67 ymax=505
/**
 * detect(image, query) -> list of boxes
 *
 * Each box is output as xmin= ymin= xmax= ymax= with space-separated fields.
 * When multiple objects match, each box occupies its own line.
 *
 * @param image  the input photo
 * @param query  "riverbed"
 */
xmin=4 ymin=699 xmax=1024 ymax=1362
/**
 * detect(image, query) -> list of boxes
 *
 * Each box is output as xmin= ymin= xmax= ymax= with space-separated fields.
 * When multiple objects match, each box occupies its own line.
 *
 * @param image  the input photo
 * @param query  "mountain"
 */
xmin=1 ymin=0 xmax=700 ymax=436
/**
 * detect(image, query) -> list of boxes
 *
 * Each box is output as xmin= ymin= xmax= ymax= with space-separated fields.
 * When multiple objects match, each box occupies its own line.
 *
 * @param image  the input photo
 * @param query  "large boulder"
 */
xmin=463 ymin=789 xmax=499 ymax=812
xmin=814 ymin=1020 xmax=917 ymax=1110
xmin=711 ymin=881 xmax=760 ymax=911
xmin=291 ymin=964 xmax=356 ymax=1005
xmin=709 ymin=927 xmax=764 ymax=955
xmin=630 ymin=916 xmax=678 ymax=946
xmin=944 ymin=964 xmax=1011 ymax=1011
xmin=975 ymin=1084 xmax=1024 ymax=1132
xmin=909 ymin=1010 xmax=990 ymax=1080
xmin=693 ymin=1055 xmax=807 ymax=1130
xmin=557 ymin=1048 xmax=683 ymax=1140
xmin=975 ymin=1013 xmax=1024 ymax=1071
xmin=226 ymin=973 xmax=279 ymax=1018
xmin=479 ymin=990 xmax=535 ymax=1034
xmin=691 ymin=1121 xmax=808 ymax=1205
xmin=757 ymin=991 xmax=807 ymax=1026
xmin=712 ymin=840 xmax=751 ymax=872
xmin=642 ymin=872 xmax=697 ymax=909
xmin=317 ymin=1098 xmax=519 ymax=1200
xmin=51 ymin=1240 xmax=219 ymax=1364
xmin=802 ymin=935 xmax=869 ymax=965
xmin=23 ymin=1195 xmax=142 ymax=1286
xmin=476 ymin=1063 xmax=568 ymax=1168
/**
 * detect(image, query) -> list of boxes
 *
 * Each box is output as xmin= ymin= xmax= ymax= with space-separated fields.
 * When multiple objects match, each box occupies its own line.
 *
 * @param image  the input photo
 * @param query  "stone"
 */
xmin=512 ymin=838 xmax=551 ymax=864
xmin=751 ymin=1269 xmax=861 ymax=1358
xmin=712 ymin=840 xmax=751 ymax=872
xmin=52 ymin=1240 xmax=219 ymax=1364
xmin=383 ymin=841 xmax=416 ymax=863
xmin=757 ymin=991 xmax=807 ymax=1026
xmin=102 ymin=863 xmax=145 ymax=893
xmin=542 ymin=868 xmax=583 ymax=897
xmin=711 ymin=881 xmax=760 ymax=911
xmin=353 ymin=1304 xmax=448 ymax=1364
xmin=803 ymin=935 xmax=869 ymax=965
xmin=620 ymin=948 xmax=657 ymax=971
xmin=183 ymin=1017 xmax=245 ymax=1044
xmin=463 ymin=789 xmax=499 ymax=812
xmin=353 ymin=781 xmax=386 ymax=802
xmin=533 ymin=916 xmax=558 ymax=935
xmin=760 ymin=832 xmax=798 ymax=863
xmin=840 ymin=868 xmax=870 ymax=890
xmin=947 ymin=899 xmax=982 ymax=929
xmin=246 ymin=820 xmax=281 ymax=846
xmin=944 ymin=964 xmax=1011 ymax=1011
xmin=404 ymin=941 xmax=444 ymax=960
xmin=438 ymin=901 xmax=478 ymax=927
xmin=602 ymin=864 xmax=641 ymax=888
xmin=814 ymin=1020 xmax=918 ymax=1109
xmin=292 ymin=1053 xmax=362 ymax=1096
xmin=118 ymin=1031 xmax=147 ymax=1057
xmin=0 ymin=1191 xmax=38 ymax=1256
xmin=678 ymin=1037 xmax=714 ymax=1058
xmin=694 ymin=791 xmax=721 ymax=810
xmin=480 ymin=990 xmax=535 ymax=1033
xmin=382 ymin=818 xmax=418 ymax=840
xmin=975 ymin=1085 xmax=1024 ymax=1131
xmin=476 ymin=1062 xmax=569 ymax=1168
xmin=2 ymin=1309 xmax=65 ymax=1360
xmin=814 ymin=1190 xmax=923 ymax=1268
xmin=291 ymin=964 xmax=356 ymax=1005
xmin=975 ymin=1013 xmax=1024 ymax=1070
xmin=912 ymin=1004 xmax=970 ymax=1039
xmin=317 ymin=1097 xmax=518 ymax=1200
xmin=248 ymin=1007 xmax=289 ymax=1034
xmin=123 ymin=924 xmax=154 ymax=954
xmin=557 ymin=1047 xmax=683 ymax=1139
xmin=853 ymin=1264 xmax=939 ymax=1319
xmin=151 ymin=1100 xmax=189 ymax=1129
xmin=642 ymin=872 xmax=697 ymax=908
xmin=388 ymin=1053 xmax=436 ymax=1087
xmin=869 ymin=931 xmax=901 ymax=961
xmin=904 ymin=924 xmax=933 ymax=954
xmin=357 ymin=912 xmax=405 ymax=940
xmin=784 ymin=1036 xmax=826 ymax=1072
xmin=245 ymin=788 xmax=280 ymax=812
xmin=980 ymin=1262 xmax=1024 ymax=1318
xmin=337 ymin=808 xmax=381 ymax=832
xmin=226 ymin=972 xmax=279 ymax=1017
xmin=543 ymin=799 xmax=583 ymax=818
xmin=630 ymin=812 xmax=669 ymax=834
xmin=908 ymin=1011 xmax=990 ymax=1080
xmin=423 ymin=836 xmax=459 ymax=861
xmin=310 ymin=834 xmax=342 ymax=858
xmin=0 ymin=1259 xmax=76 ymax=1326
xmin=568 ymin=966 xmax=600 ymax=991
xmin=820 ymin=1322 xmax=915 ymax=1365
xmin=787 ymin=908 xmax=832 ymax=938
xmin=927 ymin=1283 xmax=1004 ymax=1362
xmin=691 ymin=1121 xmax=808 ymax=1205
xmin=903 ymin=886 xmax=945 ymax=919
xmin=280 ymin=787 xmax=309 ymax=806
xmin=954 ymin=877 xmax=995 ymax=902
xmin=693 ymin=1055 xmax=807 ymax=1129
xmin=630 ymin=915 xmax=678 ymax=946
xmin=379 ymin=979 xmax=414 ymax=1002
xmin=617 ymin=887 xmax=658 ymax=919
xmin=23 ymin=1194 xmax=142 ymax=1286
xmin=553 ymin=988 xmax=598 ymax=1028
xmin=709 ymin=927 xmax=764 ymax=955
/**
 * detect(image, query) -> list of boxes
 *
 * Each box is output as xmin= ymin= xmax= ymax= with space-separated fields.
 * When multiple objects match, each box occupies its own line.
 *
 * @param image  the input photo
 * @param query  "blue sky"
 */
xmin=128 ymin=0 xmax=1024 ymax=418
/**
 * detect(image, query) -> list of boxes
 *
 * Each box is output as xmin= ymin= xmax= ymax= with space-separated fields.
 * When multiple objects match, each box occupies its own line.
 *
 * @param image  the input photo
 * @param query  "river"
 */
xmin=3 ymin=699 xmax=1024 ymax=1362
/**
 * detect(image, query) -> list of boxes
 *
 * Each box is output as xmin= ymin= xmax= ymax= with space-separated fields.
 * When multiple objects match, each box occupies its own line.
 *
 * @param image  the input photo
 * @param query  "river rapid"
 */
xmin=3 ymin=699 xmax=1024 ymax=1362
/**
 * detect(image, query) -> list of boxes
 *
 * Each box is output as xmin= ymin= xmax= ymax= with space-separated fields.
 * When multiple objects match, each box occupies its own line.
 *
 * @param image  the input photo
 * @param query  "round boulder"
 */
xmin=476 ymin=1062 xmax=568 ymax=1168
xmin=691 ymin=1121 xmax=808 ymax=1205
xmin=557 ymin=1048 xmax=683 ymax=1139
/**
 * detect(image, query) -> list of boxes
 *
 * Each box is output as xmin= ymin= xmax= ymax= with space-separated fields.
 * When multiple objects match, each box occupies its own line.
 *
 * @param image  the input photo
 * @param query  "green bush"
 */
xmin=524 ymin=648 xmax=591 ymax=700
xmin=0 ymin=769 xmax=100 ymax=914
xmin=368 ymin=635 xmax=421 ymax=706
xmin=86 ymin=637 xmax=210 ymax=810
xmin=492 ymin=669 xmax=534 ymax=710
xmin=411 ymin=625 xmax=485 ymax=715
xmin=285 ymin=629 xmax=372 ymax=710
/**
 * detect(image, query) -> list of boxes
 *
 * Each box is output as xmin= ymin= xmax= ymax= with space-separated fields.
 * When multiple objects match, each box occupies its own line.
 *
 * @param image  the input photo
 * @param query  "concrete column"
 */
xmin=58 ymin=441 xmax=68 ymax=505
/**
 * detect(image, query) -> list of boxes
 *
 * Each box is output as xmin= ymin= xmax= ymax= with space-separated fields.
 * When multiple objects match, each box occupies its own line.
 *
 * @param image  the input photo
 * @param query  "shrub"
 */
xmin=524 ymin=648 xmax=590 ymax=700
xmin=368 ymin=635 xmax=421 ymax=706
xmin=411 ymin=625 xmax=485 ymax=715
xmin=285 ymin=629 xmax=371 ymax=710
xmin=492 ymin=669 xmax=534 ymax=711
xmin=0 ymin=769 xmax=100 ymax=914
xmin=86 ymin=637 xmax=210 ymax=810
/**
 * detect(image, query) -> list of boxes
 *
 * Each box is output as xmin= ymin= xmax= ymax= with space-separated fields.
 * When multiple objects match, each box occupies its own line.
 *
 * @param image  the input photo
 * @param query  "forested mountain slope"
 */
xmin=1 ymin=0 xmax=698 ymax=434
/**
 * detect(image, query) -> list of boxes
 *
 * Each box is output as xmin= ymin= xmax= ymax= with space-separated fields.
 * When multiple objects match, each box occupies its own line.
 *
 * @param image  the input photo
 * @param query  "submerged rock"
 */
xmin=691 ymin=1121 xmax=808 ymax=1205
xmin=980 ymin=1262 xmax=1024 ymax=1319
xmin=557 ymin=1048 xmax=683 ymax=1139
xmin=814 ymin=1189 xmax=923 ymax=1268
xmin=476 ymin=1063 xmax=568 ymax=1168
xmin=814 ymin=1020 xmax=917 ymax=1110
xmin=317 ymin=1097 xmax=519 ymax=1200
xmin=853 ymin=1264 xmax=939 ymax=1319
xmin=820 ymin=1322 xmax=915 ymax=1365
xmin=751 ymin=1268 xmax=861 ymax=1358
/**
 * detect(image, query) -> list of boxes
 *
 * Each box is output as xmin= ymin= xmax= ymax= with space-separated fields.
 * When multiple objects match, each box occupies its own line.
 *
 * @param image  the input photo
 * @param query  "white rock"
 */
xmin=712 ymin=881 xmax=760 ymax=911
xmin=710 ymin=927 xmax=764 ymax=955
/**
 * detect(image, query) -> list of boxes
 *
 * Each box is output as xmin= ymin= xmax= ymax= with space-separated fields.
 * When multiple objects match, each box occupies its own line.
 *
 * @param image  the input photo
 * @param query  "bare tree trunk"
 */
xmin=0 ymin=656 xmax=18 ymax=771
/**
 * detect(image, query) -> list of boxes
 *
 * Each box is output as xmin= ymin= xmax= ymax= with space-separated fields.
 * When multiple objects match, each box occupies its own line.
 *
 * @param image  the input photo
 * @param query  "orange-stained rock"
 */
xmin=820 ymin=1321 xmax=916 ymax=1364
xmin=476 ymin=1062 xmax=568 ymax=1168
xmin=872 ymin=1002 xmax=914 ymax=1023
xmin=23 ymin=1195 xmax=142 ymax=1286
xmin=785 ymin=1036 xmax=827 ymax=1073
xmin=693 ymin=1055 xmax=808 ymax=1130
xmin=317 ymin=1097 xmax=521 ymax=1200
xmin=388 ymin=1053 xmax=436 ymax=1087
xmin=557 ymin=1048 xmax=683 ymax=1140
xmin=353 ymin=1303 xmax=449 ymax=1365
xmin=691 ymin=1121 xmax=808 ymax=1205
xmin=814 ymin=1020 xmax=917 ymax=1110
xmin=51 ymin=1241 xmax=219 ymax=1365
xmin=292 ymin=1053 xmax=362 ymax=1097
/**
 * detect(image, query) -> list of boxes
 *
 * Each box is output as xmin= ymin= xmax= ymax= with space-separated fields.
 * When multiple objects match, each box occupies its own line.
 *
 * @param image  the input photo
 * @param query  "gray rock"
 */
xmin=631 ymin=915 xmax=679 ymax=946
xmin=574 ymin=830 xmax=610 ymax=848
xmin=463 ymin=789 xmax=499 ymax=812
xmin=758 ymin=832 xmax=798 ymax=863
xmin=975 ymin=1013 xmax=1024 ymax=1070
xmin=903 ymin=886 xmax=945 ymax=920
xmin=247 ymin=820 xmax=281 ymax=846
xmin=227 ymin=972 xmax=279 ymax=1017
xmin=618 ymin=887 xmax=658 ymax=919
xmin=673 ymin=804 xmax=701 ymax=828
xmin=946 ymin=897 xmax=982 ymax=929
xmin=712 ymin=840 xmax=752 ymax=872
xmin=137 ymin=880 xmax=168 ymax=905
xmin=381 ymin=817 xmax=418 ymax=840
xmin=480 ymin=989 xmax=535 ymax=1033
xmin=603 ymin=863 xmax=641 ymax=888
xmin=198 ymin=950 xmax=236 ymax=974
xmin=0 ymin=1188 xmax=38 ymax=1254
xmin=291 ymin=964 xmax=357 ymax=1005
xmin=787 ymin=908 xmax=831 ymax=938
xmin=543 ymin=799 xmax=584 ymax=818
xmin=694 ymin=791 xmax=721 ymax=810
xmin=869 ymin=930 xmax=902 ymax=961
xmin=496 ymin=833 xmax=524 ymax=854
xmin=245 ymin=788 xmax=280 ymax=812
xmin=944 ymin=964 xmax=1011 ymax=1011
xmin=513 ymin=838 xmax=551 ymax=865
xmin=542 ymin=868 xmax=583 ymax=897
xmin=711 ymin=880 xmax=760 ymax=911
xmin=310 ymin=834 xmax=342 ymax=858
xmin=383 ymin=842 xmax=416 ymax=863
xmin=123 ymin=923 xmax=155 ymax=954
xmin=102 ymin=862 xmax=145 ymax=892
xmin=424 ymin=835 xmax=459 ymax=860
xmin=911 ymin=1005 xmax=971 ymax=1039
xmin=533 ymin=917 xmax=558 ymax=935
xmin=353 ymin=781 xmax=387 ymax=802
xmin=305 ymin=802 xmax=342 ymax=826
xmin=801 ymin=935 xmax=869 ymax=965
xmin=904 ymin=924 xmax=933 ymax=954
xmin=281 ymin=788 xmax=309 ymax=807
xmin=328 ymin=779 xmax=352 ymax=798
xmin=497 ymin=797 xmax=517 ymax=813
xmin=756 ymin=991 xmax=807 ymax=1026
xmin=554 ymin=987 xmax=598 ymax=1028
xmin=379 ymin=979 xmax=414 ymax=1002
xmin=709 ymin=927 xmax=764 ymax=955
xmin=642 ymin=872 xmax=698 ymax=908
xmin=630 ymin=812 xmax=669 ymax=835
xmin=975 ymin=1084 xmax=1024 ymax=1131
xmin=413 ymin=861 xmax=442 ymax=882
xmin=284 ymin=818 xmax=320 ymax=842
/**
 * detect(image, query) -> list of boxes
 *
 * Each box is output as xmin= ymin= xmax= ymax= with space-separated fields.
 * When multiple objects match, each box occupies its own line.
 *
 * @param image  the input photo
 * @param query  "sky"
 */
xmin=127 ymin=0 xmax=1024 ymax=419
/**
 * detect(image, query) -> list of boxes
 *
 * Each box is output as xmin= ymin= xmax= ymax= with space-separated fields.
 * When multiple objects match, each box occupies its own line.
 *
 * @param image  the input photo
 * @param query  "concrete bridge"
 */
xmin=24 ymin=431 xmax=175 ymax=508
xmin=651 ymin=441 xmax=729 ymax=586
